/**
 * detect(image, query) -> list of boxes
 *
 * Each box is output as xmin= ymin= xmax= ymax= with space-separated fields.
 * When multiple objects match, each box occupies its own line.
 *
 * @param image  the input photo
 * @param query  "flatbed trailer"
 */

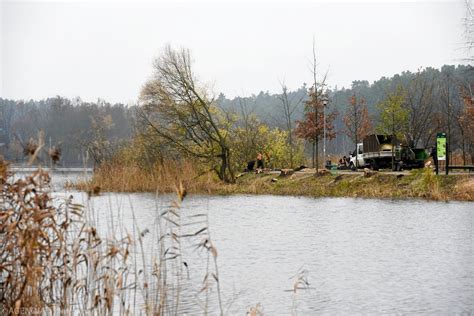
xmin=351 ymin=134 xmax=426 ymax=171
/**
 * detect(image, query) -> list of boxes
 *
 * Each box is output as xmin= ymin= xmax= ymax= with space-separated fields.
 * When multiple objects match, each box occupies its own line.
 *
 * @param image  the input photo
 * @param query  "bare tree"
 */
xmin=343 ymin=92 xmax=372 ymax=154
xmin=277 ymin=82 xmax=303 ymax=168
xmin=300 ymin=38 xmax=330 ymax=170
xmin=139 ymin=46 xmax=235 ymax=182
xmin=405 ymin=69 xmax=437 ymax=148
xmin=235 ymin=97 xmax=260 ymax=163
xmin=458 ymin=82 xmax=474 ymax=164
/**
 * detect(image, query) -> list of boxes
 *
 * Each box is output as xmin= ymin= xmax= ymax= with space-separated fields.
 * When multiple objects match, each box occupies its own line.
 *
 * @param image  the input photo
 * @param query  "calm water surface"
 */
xmin=48 ymin=172 xmax=473 ymax=314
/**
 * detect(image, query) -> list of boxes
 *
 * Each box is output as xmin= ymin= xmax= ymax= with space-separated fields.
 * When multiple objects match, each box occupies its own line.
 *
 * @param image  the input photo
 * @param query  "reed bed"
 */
xmin=76 ymin=160 xmax=221 ymax=194
xmin=0 ymin=161 xmax=225 ymax=315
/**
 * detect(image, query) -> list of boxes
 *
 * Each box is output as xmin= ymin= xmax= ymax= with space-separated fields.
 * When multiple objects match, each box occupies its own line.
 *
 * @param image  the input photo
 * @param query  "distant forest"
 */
xmin=0 ymin=64 xmax=472 ymax=166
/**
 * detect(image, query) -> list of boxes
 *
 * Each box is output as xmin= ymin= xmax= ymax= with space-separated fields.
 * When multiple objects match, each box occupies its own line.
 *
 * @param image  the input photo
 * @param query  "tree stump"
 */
xmin=363 ymin=168 xmax=377 ymax=178
xmin=315 ymin=169 xmax=330 ymax=177
xmin=279 ymin=169 xmax=294 ymax=177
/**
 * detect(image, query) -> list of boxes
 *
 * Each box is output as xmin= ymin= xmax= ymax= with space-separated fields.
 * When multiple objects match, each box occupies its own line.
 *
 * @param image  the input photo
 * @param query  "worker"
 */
xmin=430 ymin=146 xmax=438 ymax=170
xmin=256 ymin=153 xmax=264 ymax=172
xmin=338 ymin=158 xmax=343 ymax=167
xmin=246 ymin=160 xmax=256 ymax=172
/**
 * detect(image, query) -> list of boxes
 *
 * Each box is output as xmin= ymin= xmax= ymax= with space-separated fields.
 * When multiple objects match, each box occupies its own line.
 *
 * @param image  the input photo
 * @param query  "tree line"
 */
xmin=0 ymin=51 xmax=472 ymax=178
xmin=217 ymin=64 xmax=474 ymax=167
xmin=0 ymin=97 xmax=133 ymax=166
xmin=136 ymin=47 xmax=473 ymax=183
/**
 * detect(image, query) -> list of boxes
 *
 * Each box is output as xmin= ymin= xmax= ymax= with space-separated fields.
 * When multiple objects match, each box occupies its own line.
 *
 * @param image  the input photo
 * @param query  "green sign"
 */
xmin=437 ymin=133 xmax=446 ymax=161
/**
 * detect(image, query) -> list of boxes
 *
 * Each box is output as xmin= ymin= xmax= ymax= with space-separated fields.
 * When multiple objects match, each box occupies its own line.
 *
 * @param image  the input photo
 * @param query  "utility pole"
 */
xmin=353 ymin=93 xmax=358 ymax=167
xmin=446 ymin=74 xmax=452 ymax=169
xmin=391 ymin=106 xmax=395 ymax=171
xmin=323 ymin=98 xmax=326 ymax=165
xmin=446 ymin=136 xmax=449 ymax=175
xmin=322 ymin=93 xmax=329 ymax=166
xmin=312 ymin=38 xmax=318 ymax=172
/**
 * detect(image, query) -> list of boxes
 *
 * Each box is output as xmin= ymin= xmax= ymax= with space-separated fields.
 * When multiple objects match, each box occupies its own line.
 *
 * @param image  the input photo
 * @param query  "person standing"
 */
xmin=431 ymin=146 xmax=438 ymax=171
xmin=256 ymin=153 xmax=264 ymax=171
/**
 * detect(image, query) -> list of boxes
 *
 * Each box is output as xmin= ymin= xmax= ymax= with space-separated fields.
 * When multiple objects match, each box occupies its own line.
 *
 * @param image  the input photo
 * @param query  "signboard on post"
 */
xmin=437 ymin=133 xmax=446 ymax=161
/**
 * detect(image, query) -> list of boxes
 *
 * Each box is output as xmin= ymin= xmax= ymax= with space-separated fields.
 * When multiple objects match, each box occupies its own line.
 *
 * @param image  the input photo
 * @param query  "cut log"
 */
xmin=363 ymin=168 xmax=377 ymax=178
xmin=279 ymin=169 xmax=294 ymax=177
xmin=315 ymin=169 xmax=330 ymax=177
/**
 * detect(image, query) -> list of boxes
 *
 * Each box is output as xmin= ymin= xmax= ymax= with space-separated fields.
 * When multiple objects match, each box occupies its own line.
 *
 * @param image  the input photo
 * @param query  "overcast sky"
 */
xmin=0 ymin=0 xmax=469 ymax=104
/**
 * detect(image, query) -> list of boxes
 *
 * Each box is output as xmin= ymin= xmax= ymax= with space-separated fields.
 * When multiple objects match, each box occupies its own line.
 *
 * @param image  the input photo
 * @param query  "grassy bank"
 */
xmin=78 ymin=165 xmax=474 ymax=201
xmin=222 ymin=169 xmax=474 ymax=201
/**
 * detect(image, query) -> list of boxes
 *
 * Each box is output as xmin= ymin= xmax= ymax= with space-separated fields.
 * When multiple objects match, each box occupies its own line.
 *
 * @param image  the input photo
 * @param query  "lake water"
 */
xmin=39 ymin=172 xmax=474 ymax=314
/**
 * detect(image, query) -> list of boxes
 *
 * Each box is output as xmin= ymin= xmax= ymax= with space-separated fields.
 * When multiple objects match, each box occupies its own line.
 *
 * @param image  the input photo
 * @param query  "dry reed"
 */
xmin=76 ymin=160 xmax=220 ymax=194
xmin=0 ymin=162 xmax=225 ymax=315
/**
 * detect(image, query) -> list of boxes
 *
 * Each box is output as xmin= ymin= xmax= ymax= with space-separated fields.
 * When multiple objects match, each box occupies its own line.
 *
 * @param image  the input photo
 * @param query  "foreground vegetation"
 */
xmin=0 ymin=163 xmax=229 ymax=315
xmin=1 ymin=162 xmax=315 ymax=315
xmin=77 ymin=165 xmax=474 ymax=201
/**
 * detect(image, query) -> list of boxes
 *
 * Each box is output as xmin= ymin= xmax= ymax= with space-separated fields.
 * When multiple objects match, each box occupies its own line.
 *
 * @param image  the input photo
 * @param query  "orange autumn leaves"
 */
xmin=294 ymin=87 xmax=337 ymax=144
xmin=294 ymin=89 xmax=372 ymax=147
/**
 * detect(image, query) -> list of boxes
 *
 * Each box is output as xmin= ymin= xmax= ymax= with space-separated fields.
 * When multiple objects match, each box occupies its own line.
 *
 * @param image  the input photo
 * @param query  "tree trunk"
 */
xmin=225 ymin=148 xmax=235 ymax=183
xmin=218 ymin=147 xmax=235 ymax=183
xmin=289 ymin=135 xmax=293 ymax=169
xmin=218 ymin=155 xmax=226 ymax=181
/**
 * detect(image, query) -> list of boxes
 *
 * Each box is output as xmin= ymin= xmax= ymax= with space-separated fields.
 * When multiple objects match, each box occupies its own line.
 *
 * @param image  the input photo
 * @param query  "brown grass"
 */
xmin=23 ymin=138 xmax=39 ymax=157
xmin=76 ymin=160 xmax=220 ymax=194
xmin=0 ymin=157 xmax=8 ymax=180
xmin=48 ymin=146 xmax=61 ymax=164
xmin=452 ymin=177 xmax=474 ymax=200
xmin=1 ymin=163 xmax=225 ymax=315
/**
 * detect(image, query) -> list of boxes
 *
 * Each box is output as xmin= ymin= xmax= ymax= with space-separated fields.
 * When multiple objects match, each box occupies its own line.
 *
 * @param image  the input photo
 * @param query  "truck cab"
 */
xmin=349 ymin=143 xmax=365 ymax=170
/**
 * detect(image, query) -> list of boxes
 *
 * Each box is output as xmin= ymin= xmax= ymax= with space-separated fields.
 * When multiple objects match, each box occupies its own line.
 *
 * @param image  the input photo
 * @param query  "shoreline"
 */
xmin=77 ymin=168 xmax=474 ymax=202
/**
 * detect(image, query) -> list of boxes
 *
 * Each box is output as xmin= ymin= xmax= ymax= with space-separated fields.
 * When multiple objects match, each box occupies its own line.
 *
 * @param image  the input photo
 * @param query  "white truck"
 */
xmin=349 ymin=134 xmax=425 ymax=171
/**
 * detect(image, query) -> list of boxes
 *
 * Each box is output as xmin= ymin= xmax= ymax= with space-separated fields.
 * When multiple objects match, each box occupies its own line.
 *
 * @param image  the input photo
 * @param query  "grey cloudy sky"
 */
xmin=0 ymin=0 xmax=468 ymax=104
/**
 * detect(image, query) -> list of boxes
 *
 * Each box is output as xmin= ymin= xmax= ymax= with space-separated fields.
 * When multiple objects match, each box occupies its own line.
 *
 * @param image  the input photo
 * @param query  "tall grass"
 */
xmin=419 ymin=168 xmax=442 ymax=199
xmin=0 ymin=162 xmax=224 ymax=315
xmin=77 ymin=160 xmax=220 ymax=194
